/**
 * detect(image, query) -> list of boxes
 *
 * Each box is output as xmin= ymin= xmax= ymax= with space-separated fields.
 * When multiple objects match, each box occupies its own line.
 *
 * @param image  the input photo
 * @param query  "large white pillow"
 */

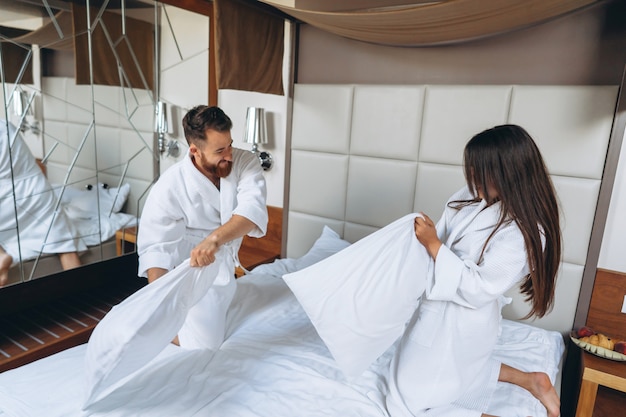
xmin=283 ymin=214 xmax=431 ymax=377
xmin=83 ymin=252 xmax=234 ymax=408
xmin=251 ymin=225 xmax=351 ymax=277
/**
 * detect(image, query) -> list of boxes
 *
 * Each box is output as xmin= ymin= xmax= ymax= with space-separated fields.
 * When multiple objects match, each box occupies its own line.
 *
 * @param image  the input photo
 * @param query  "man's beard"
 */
xmin=205 ymin=160 xmax=233 ymax=178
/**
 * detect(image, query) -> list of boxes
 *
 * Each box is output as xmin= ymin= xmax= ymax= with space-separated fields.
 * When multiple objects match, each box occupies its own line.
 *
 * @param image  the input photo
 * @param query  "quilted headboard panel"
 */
xmin=287 ymin=84 xmax=618 ymax=334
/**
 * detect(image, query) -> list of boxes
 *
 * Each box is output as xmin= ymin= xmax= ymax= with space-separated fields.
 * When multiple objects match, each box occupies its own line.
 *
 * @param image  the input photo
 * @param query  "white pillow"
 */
xmin=283 ymin=214 xmax=431 ymax=377
xmin=83 ymin=252 xmax=234 ymax=408
xmin=251 ymin=225 xmax=351 ymax=276
xmin=294 ymin=226 xmax=352 ymax=270
xmin=65 ymin=183 xmax=131 ymax=219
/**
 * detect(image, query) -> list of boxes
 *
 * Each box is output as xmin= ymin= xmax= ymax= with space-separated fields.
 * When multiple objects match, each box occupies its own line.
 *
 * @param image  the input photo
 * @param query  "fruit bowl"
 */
xmin=570 ymin=332 xmax=626 ymax=362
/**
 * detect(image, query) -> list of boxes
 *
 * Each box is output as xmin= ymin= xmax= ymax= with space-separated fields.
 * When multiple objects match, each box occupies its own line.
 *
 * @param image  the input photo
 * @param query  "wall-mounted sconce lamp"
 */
xmin=12 ymin=90 xmax=24 ymax=116
xmin=243 ymin=107 xmax=272 ymax=171
xmin=155 ymin=101 xmax=179 ymax=158
xmin=12 ymin=90 xmax=40 ymax=134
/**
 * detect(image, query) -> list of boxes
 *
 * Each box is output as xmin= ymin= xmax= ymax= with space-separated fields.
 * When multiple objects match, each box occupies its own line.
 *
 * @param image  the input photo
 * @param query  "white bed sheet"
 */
xmin=0 ymin=267 xmax=565 ymax=417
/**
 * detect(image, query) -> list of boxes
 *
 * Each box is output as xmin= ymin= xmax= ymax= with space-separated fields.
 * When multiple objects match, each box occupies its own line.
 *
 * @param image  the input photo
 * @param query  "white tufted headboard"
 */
xmin=286 ymin=84 xmax=619 ymax=335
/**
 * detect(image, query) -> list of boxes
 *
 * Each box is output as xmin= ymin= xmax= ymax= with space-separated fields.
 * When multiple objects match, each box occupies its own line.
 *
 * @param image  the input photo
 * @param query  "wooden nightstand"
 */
xmin=116 ymin=226 xmax=137 ymax=255
xmin=235 ymin=239 xmax=280 ymax=277
xmin=575 ymin=350 xmax=626 ymax=417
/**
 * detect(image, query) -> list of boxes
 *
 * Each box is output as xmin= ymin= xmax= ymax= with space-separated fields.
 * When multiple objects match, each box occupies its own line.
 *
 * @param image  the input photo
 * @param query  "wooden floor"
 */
xmin=0 ymin=279 xmax=144 ymax=373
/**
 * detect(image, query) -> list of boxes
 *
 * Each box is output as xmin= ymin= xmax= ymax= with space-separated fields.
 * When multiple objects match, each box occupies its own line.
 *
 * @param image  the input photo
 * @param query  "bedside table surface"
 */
xmin=581 ymin=350 xmax=626 ymax=390
xmin=576 ymin=349 xmax=626 ymax=417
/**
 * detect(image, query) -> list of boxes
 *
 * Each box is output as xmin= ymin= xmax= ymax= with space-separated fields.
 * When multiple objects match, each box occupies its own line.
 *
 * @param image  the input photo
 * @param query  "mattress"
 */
xmin=0 ymin=261 xmax=565 ymax=417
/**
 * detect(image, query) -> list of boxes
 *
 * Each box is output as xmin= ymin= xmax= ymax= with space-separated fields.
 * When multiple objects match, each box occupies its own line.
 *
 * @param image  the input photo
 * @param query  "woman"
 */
xmin=0 ymin=120 xmax=83 ymax=286
xmin=386 ymin=124 xmax=561 ymax=417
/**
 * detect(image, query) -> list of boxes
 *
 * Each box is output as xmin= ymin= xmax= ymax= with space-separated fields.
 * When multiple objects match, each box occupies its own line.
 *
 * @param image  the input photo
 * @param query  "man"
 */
xmin=137 ymin=105 xmax=268 ymax=347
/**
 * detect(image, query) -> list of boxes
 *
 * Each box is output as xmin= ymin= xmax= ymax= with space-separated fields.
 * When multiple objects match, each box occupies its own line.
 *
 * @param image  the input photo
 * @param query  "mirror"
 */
xmin=0 ymin=0 xmax=208 ymax=287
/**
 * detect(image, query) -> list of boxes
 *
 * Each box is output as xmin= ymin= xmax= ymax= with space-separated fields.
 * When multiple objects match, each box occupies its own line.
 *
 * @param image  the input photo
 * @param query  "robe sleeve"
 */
xmin=233 ymin=150 xmax=268 ymax=238
xmin=136 ymin=176 xmax=187 ymax=277
xmin=426 ymin=222 xmax=528 ymax=309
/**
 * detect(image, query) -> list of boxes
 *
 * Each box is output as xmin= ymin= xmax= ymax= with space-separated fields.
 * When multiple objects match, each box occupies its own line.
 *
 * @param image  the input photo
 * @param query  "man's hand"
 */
xmin=190 ymin=237 xmax=220 ymax=267
xmin=414 ymin=213 xmax=441 ymax=260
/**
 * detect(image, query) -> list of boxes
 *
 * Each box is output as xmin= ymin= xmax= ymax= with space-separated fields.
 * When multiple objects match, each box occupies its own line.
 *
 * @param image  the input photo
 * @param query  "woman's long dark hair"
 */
xmin=456 ymin=124 xmax=562 ymax=318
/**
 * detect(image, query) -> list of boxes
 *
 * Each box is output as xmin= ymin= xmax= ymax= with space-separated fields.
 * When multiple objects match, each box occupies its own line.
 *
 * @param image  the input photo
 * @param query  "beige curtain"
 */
xmin=2 ymin=6 xmax=153 ymax=90
xmin=1 ymin=26 xmax=35 ymax=85
xmin=259 ymin=0 xmax=599 ymax=46
xmin=72 ymin=4 xmax=154 ymax=90
xmin=10 ymin=12 xmax=74 ymax=52
xmin=214 ymin=0 xmax=284 ymax=95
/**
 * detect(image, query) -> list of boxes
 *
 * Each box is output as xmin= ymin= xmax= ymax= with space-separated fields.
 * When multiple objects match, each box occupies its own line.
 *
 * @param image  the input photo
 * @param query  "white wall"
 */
xmin=218 ymin=89 xmax=288 ymax=208
xmin=157 ymin=4 xmax=209 ymax=173
xmin=295 ymin=2 xmax=626 ymax=274
xmin=38 ymin=76 xmax=155 ymax=216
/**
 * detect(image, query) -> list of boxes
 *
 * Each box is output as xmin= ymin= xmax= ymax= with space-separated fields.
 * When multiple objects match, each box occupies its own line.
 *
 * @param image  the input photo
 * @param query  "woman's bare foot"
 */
xmin=527 ymin=372 xmax=560 ymax=417
xmin=0 ymin=250 xmax=13 ymax=287
xmin=498 ymin=364 xmax=560 ymax=417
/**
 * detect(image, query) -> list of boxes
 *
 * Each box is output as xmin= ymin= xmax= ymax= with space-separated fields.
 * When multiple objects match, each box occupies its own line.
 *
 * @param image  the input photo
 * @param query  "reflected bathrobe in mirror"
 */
xmin=137 ymin=148 xmax=267 ymax=349
xmin=0 ymin=120 xmax=86 ymax=262
xmin=285 ymin=186 xmax=531 ymax=416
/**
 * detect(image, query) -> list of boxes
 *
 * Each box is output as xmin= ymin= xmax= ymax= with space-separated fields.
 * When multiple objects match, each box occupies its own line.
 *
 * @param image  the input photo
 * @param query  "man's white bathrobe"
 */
xmin=385 ymin=187 xmax=531 ymax=417
xmin=137 ymin=148 xmax=267 ymax=349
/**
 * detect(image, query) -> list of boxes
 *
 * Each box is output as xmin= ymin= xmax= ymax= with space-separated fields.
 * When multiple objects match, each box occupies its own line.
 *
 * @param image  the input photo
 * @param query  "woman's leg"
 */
xmin=499 ymin=363 xmax=560 ymax=417
xmin=0 ymin=245 xmax=12 ymax=286
xmin=58 ymin=252 xmax=81 ymax=270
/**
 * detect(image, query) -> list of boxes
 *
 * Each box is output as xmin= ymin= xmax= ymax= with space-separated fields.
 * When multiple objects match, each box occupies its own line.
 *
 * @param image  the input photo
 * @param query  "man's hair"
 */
xmin=182 ymin=105 xmax=232 ymax=145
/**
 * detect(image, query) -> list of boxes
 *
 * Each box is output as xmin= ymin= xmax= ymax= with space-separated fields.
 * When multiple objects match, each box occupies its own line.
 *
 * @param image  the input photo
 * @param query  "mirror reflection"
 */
xmin=0 ymin=0 xmax=205 ymax=287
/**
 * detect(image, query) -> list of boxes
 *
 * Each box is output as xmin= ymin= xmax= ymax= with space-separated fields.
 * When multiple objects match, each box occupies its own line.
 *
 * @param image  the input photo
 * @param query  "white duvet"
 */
xmin=0 ymin=267 xmax=564 ymax=417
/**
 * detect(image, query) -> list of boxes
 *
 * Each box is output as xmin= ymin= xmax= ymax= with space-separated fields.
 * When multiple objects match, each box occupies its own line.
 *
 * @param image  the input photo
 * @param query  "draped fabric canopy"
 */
xmin=257 ymin=0 xmax=602 ymax=46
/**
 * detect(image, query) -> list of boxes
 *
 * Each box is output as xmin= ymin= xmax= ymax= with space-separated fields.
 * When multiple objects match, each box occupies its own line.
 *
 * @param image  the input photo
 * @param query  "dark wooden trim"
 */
xmin=236 ymin=206 xmax=283 ymax=276
xmin=574 ymin=64 xmax=626 ymax=329
xmin=208 ymin=3 xmax=217 ymax=106
xmin=0 ymin=253 xmax=141 ymax=317
xmin=157 ymin=0 xmax=213 ymax=16
xmin=0 ymin=253 xmax=146 ymax=372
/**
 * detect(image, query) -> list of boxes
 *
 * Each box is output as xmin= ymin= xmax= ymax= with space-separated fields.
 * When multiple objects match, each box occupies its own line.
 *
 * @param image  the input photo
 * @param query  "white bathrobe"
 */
xmin=0 ymin=120 xmax=86 ymax=262
xmin=385 ymin=187 xmax=530 ymax=417
xmin=137 ymin=147 xmax=267 ymax=349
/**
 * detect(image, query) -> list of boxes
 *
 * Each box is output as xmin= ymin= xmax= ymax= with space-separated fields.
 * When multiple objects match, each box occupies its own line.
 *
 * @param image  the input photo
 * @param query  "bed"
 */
xmin=0 ymin=83 xmax=618 ymax=416
xmin=0 ymin=227 xmax=565 ymax=417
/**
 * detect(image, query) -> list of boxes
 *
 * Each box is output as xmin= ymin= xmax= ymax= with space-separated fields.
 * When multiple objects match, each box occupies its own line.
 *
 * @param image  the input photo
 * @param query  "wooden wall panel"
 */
xmin=586 ymin=269 xmax=626 ymax=341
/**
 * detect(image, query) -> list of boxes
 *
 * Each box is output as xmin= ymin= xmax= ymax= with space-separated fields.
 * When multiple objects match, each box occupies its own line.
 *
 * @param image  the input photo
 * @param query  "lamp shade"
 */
xmin=155 ymin=101 xmax=168 ymax=134
xmin=243 ymin=107 xmax=268 ymax=145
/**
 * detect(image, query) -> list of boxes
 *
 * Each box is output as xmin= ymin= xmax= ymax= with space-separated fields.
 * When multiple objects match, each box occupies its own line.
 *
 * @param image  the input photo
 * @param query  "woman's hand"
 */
xmin=414 ymin=213 xmax=442 ymax=260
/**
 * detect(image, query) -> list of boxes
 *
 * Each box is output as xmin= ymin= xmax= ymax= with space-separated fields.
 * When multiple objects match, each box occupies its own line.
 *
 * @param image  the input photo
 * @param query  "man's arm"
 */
xmin=146 ymin=267 xmax=168 ymax=284
xmin=189 ymin=214 xmax=257 ymax=267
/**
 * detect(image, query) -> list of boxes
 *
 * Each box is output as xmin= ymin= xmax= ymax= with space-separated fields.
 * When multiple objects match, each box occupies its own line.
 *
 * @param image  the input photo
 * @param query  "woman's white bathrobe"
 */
xmin=137 ymin=148 xmax=267 ymax=349
xmin=0 ymin=121 xmax=86 ymax=262
xmin=385 ymin=187 xmax=530 ymax=417
xmin=283 ymin=186 xmax=532 ymax=416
